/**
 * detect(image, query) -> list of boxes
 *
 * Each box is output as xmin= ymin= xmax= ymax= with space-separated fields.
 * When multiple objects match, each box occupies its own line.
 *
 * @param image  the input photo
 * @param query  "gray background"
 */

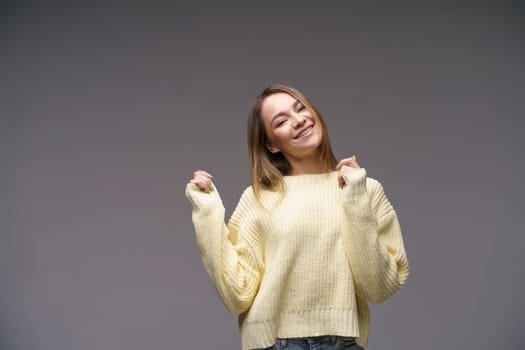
xmin=1 ymin=1 xmax=524 ymax=349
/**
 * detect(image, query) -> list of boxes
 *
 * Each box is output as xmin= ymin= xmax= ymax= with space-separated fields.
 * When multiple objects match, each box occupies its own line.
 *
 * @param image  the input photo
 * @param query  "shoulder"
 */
xmin=366 ymin=176 xmax=390 ymax=197
xmin=228 ymin=185 xmax=266 ymax=232
xmin=231 ymin=185 xmax=262 ymax=216
xmin=237 ymin=185 xmax=258 ymax=206
xmin=366 ymin=176 xmax=383 ymax=193
xmin=365 ymin=176 xmax=395 ymax=213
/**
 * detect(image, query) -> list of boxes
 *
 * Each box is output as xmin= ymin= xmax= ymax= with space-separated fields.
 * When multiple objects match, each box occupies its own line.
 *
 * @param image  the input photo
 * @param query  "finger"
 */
xmin=194 ymin=170 xmax=213 ymax=178
xmin=190 ymin=178 xmax=212 ymax=192
xmin=196 ymin=176 xmax=212 ymax=189
xmin=349 ymin=156 xmax=360 ymax=168
xmin=193 ymin=172 xmax=211 ymax=184
xmin=339 ymin=157 xmax=361 ymax=170
xmin=196 ymin=174 xmax=213 ymax=187
xmin=190 ymin=178 xmax=206 ymax=189
xmin=190 ymin=179 xmax=204 ymax=191
xmin=190 ymin=170 xmax=214 ymax=193
xmin=336 ymin=156 xmax=356 ymax=169
xmin=338 ymin=165 xmax=355 ymax=188
xmin=337 ymin=168 xmax=345 ymax=188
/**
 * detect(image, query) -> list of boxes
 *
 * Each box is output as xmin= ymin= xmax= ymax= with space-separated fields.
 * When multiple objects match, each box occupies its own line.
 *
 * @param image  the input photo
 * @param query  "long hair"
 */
xmin=247 ymin=85 xmax=337 ymax=200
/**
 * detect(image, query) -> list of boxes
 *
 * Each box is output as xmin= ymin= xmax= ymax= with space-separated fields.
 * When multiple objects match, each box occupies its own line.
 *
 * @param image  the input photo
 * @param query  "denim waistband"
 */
xmin=276 ymin=335 xmax=356 ymax=346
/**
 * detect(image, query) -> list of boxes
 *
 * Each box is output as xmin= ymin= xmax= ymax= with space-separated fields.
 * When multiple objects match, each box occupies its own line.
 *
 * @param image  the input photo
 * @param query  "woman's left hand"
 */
xmin=336 ymin=155 xmax=361 ymax=188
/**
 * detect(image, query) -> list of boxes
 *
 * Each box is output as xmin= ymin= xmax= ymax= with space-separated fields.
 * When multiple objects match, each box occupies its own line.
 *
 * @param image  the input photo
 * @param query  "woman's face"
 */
xmin=261 ymin=92 xmax=323 ymax=160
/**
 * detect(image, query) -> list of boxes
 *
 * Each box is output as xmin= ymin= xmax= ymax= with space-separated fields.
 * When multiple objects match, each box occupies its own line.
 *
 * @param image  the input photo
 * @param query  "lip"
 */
xmin=294 ymin=125 xmax=313 ymax=139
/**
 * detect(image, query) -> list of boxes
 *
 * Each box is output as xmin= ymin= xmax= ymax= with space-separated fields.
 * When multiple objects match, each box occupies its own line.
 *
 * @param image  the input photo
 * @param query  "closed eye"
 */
xmin=276 ymin=119 xmax=286 ymax=127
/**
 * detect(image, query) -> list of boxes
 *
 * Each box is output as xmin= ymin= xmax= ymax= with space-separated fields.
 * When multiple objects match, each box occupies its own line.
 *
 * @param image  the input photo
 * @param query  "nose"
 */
xmin=291 ymin=114 xmax=306 ymax=128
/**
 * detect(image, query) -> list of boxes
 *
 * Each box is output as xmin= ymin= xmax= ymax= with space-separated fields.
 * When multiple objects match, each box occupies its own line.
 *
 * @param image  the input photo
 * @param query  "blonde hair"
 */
xmin=247 ymin=85 xmax=337 ymax=200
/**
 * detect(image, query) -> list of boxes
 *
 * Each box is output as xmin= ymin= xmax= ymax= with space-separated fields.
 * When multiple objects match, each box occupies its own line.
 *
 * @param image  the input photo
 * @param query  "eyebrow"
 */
xmin=271 ymin=100 xmax=301 ymax=124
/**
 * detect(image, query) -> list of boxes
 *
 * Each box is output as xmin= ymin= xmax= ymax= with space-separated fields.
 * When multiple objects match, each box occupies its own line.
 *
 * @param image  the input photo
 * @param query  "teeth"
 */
xmin=298 ymin=126 xmax=311 ymax=138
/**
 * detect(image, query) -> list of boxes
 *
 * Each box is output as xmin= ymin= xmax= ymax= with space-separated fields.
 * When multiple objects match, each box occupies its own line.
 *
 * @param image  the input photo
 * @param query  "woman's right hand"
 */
xmin=189 ymin=170 xmax=214 ymax=193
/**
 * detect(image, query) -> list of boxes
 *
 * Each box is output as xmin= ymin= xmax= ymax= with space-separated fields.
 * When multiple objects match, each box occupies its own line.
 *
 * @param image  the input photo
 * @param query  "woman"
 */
xmin=186 ymin=85 xmax=409 ymax=350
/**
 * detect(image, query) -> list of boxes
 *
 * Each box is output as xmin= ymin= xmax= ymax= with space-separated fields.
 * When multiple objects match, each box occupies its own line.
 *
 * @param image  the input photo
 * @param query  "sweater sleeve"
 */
xmin=185 ymin=183 xmax=264 ymax=314
xmin=341 ymin=168 xmax=410 ymax=304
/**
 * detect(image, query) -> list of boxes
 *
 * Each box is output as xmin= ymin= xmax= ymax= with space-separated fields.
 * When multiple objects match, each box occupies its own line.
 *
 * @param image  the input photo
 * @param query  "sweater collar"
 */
xmin=282 ymin=171 xmax=337 ymax=185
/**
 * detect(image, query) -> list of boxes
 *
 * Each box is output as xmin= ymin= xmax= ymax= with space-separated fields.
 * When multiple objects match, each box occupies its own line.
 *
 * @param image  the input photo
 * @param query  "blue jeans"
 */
xmin=257 ymin=335 xmax=364 ymax=350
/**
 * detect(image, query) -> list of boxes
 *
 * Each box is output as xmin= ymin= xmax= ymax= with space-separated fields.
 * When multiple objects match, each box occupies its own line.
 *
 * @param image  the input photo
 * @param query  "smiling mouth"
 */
xmin=294 ymin=125 xmax=313 ymax=139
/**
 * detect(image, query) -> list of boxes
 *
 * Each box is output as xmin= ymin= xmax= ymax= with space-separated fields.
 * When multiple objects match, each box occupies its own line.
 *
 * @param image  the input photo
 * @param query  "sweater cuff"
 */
xmin=342 ymin=168 xmax=367 ymax=198
xmin=185 ymin=182 xmax=222 ymax=209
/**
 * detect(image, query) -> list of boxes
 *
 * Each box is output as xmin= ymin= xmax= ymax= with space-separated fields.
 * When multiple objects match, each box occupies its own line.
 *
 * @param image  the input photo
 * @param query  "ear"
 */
xmin=266 ymin=143 xmax=280 ymax=153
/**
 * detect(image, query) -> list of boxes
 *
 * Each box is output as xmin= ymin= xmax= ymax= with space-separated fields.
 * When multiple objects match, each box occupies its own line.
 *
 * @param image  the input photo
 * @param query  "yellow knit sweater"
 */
xmin=185 ymin=168 xmax=409 ymax=350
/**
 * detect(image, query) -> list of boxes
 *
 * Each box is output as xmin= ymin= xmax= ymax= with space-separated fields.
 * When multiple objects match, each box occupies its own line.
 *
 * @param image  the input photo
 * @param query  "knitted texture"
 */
xmin=185 ymin=168 xmax=409 ymax=350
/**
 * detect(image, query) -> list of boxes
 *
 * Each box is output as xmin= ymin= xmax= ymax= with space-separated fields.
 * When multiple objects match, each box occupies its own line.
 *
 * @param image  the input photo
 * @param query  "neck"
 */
xmin=286 ymin=153 xmax=325 ymax=176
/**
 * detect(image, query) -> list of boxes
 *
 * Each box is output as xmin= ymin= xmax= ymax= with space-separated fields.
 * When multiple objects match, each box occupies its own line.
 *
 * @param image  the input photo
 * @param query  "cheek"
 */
xmin=312 ymin=116 xmax=323 ymax=136
xmin=263 ymin=123 xmax=279 ymax=143
xmin=272 ymin=129 xmax=290 ymax=144
xmin=265 ymin=126 xmax=284 ymax=145
xmin=315 ymin=127 xmax=324 ymax=142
